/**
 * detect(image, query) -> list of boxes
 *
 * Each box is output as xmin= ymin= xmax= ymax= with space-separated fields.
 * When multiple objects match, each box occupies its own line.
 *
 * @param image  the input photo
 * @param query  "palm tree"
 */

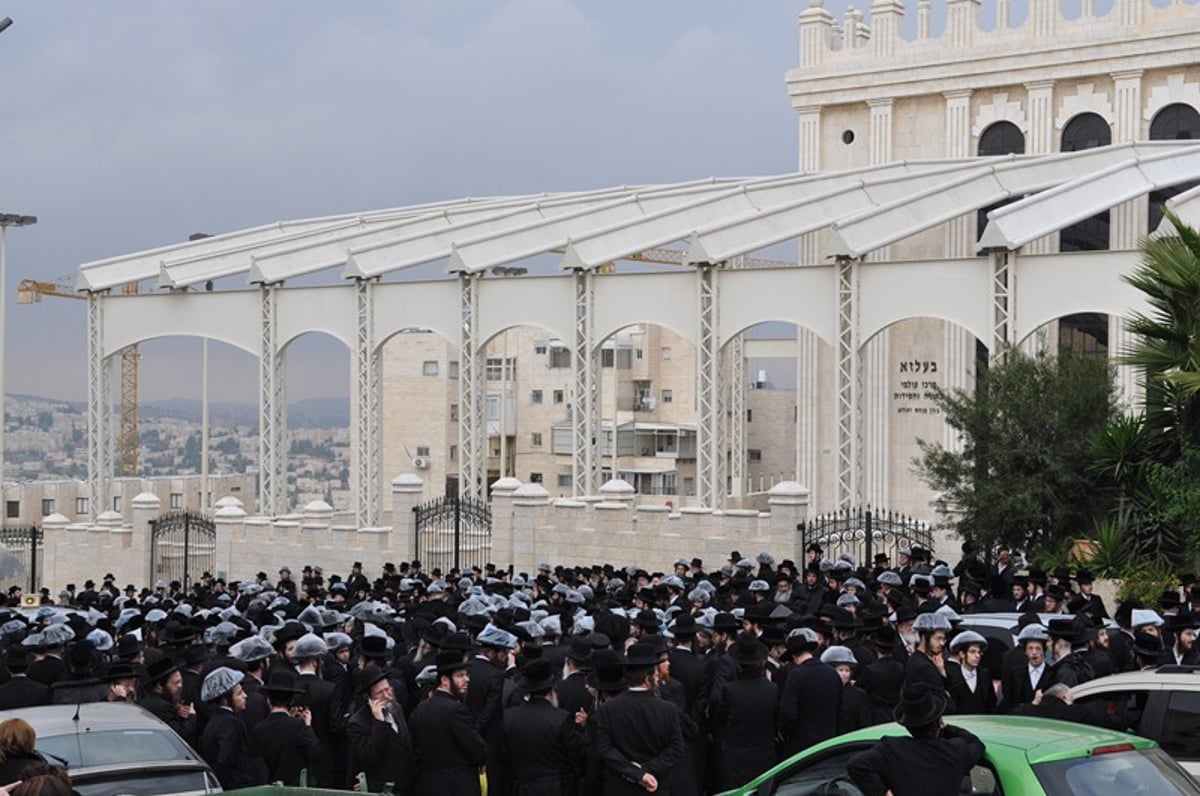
xmin=1122 ymin=211 xmax=1200 ymax=451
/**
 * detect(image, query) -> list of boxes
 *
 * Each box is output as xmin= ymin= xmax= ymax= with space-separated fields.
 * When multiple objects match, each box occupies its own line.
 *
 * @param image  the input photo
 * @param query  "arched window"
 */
xmin=1059 ymin=113 xmax=1112 ymax=251
xmin=977 ymin=122 xmax=1027 ymax=244
xmin=1149 ymin=103 xmax=1200 ymax=232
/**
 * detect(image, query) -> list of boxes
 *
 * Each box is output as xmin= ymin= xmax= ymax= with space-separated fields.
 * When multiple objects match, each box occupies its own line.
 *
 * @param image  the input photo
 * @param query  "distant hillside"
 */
xmin=118 ymin=397 xmax=350 ymax=429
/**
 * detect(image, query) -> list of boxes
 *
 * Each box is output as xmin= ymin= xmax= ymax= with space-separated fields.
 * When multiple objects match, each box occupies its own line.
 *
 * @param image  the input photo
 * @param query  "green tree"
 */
xmin=916 ymin=348 xmax=1117 ymax=555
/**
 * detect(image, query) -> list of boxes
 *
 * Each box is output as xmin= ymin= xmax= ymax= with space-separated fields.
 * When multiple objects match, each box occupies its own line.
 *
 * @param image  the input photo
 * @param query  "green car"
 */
xmin=716 ymin=715 xmax=1200 ymax=795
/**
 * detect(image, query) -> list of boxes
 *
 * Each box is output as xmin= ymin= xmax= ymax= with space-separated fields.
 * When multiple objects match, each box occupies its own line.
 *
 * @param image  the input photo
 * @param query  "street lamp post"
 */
xmin=0 ymin=214 xmax=37 ymax=496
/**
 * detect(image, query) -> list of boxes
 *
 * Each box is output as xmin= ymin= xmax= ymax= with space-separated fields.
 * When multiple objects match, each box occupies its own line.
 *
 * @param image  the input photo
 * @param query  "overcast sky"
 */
xmin=0 ymin=1 xmax=825 ymax=403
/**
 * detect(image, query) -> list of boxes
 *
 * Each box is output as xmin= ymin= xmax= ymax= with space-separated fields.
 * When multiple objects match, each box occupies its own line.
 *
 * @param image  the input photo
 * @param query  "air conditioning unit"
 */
xmin=412 ymin=456 xmax=430 ymax=470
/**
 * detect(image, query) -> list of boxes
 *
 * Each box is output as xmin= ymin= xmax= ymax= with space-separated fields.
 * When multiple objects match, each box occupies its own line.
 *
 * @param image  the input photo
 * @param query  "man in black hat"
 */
xmin=1166 ymin=613 xmax=1199 ymax=666
xmin=666 ymin=615 xmax=705 ymax=714
xmin=593 ymin=642 xmax=684 ymax=795
xmin=410 ymin=651 xmax=488 ymax=795
xmin=857 ymin=625 xmax=907 ymax=725
xmin=253 ymin=669 xmax=322 ymax=787
xmin=347 ymin=663 xmax=415 ymax=793
xmin=140 ymin=657 xmax=196 ymax=744
xmin=346 ymin=561 xmax=370 ymax=596
xmin=556 ymin=637 xmax=595 ymax=718
xmin=710 ymin=635 xmax=778 ymax=791
xmin=696 ymin=612 xmax=738 ymax=724
xmin=1074 ymin=569 xmax=1109 ymax=620
xmin=0 ymin=646 xmax=49 ymax=709
xmin=848 ymin=682 xmax=985 ymax=796
xmin=1047 ymin=617 xmax=1094 ymax=688
xmin=494 ymin=658 xmax=585 ymax=795
xmin=778 ymin=629 xmax=841 ymax=757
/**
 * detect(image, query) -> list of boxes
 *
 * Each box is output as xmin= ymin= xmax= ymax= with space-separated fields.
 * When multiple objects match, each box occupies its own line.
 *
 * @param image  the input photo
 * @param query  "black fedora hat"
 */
xmin=263 ymin=668 xmax=306 ymax=698
xmin=894 ymin=682 xmax=948 ymax=728
xmin=143 ymin=657 xmax=182 ymax=686
xmin=516 ymin=658 xmax=557 ymax=693
xmin=565 ymin=637 xmax=593 ymax=665
xmin=358 ymin=663 xmax=392 ymax=693
xmin=586 ymin=651 xmax=627 ymax=692
xmin=435 ymin=650 xmax=469 ymax=676
xmin=712 ymin=613 xmax=740 ymax=634
xmin=623 ymin=641 xmax=661 ymax=670
xmin=360 ymin=635 xmax=391 ymax=661
xmin=731 ymin=635 xmax=768 ymax=666
xmin=872 ymin=625 xmax=899 ymax=649
xmin=103 ymin=661 xmax=138 ymax=682
xmin=115 ymin=634 xmax=143 ymax=660
xmin=1046 ymin=617 xmax=1080 ymax=643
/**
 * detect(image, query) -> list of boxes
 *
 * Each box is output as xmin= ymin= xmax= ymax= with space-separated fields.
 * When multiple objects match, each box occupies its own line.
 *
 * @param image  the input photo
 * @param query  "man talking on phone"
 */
xmin=848 ymin=682 xmax=985 ymax=796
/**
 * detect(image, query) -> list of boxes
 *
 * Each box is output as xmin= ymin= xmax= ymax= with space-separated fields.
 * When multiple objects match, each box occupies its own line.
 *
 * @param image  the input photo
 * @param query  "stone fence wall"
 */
xmin=17 ymin=475 xmax=813 ymax=591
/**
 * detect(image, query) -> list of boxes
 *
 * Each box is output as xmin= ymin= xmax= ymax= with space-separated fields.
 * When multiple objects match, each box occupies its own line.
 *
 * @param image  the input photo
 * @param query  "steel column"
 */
xmin=990 ymin=249 xmax=1016 ymax=355
xmin=354 ymin=278 xmax=382 ymax=526
xmin=728 ymin=254 xmax=746 ymax=499
xmin=696 ymin=263 xmax=723 ymax=507
xmin=86 ymin=292 xmax=108 ymax=519
xmin=572 ymin=269 xmax=600 ymax=496
xmin=459 ymin=273 xmax=483 ymax=499
xmin=835 ymin=257 xmax=861 ymax=508
xmin=258 ymin=283 xmax=286 ymax=515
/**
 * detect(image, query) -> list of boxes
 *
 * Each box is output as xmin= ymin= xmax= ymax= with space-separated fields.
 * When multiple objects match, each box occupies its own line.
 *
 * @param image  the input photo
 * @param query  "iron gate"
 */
xmin=413 ymin=495 xmax=492 ymax=572
xmin=150 ymin=511 xmax=216 ymax=588
xmin=798 ymin=507 xmax=933 ymax=569
xmin=0 ymin=526 xmax=40 ymax=592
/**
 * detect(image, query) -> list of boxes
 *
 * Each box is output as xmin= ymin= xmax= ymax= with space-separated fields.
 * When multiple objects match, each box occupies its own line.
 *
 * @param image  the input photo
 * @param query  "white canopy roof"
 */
xmin=75 ymin=141 xmax=1200 ymax=292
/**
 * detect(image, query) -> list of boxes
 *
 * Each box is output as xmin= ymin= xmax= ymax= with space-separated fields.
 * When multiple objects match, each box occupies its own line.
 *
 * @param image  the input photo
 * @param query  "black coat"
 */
xmin=466 ymin=655 xmax=506 ymax=735
xmin=1000 ymin=661 xmax=1053 ymax=713
xmin=27 ymin=655 xmax=66 ymax=687
xmin=0 ymin=676 xmax=50 ymax=710
xmin=1012 ymin=695 xmax=1123 ymax=729
xmin=296 ymin=671 xmax=342 ymax=787
xmin=346 ymin=701 xmax=415 ymax=794
xmin=848 ymin=723 xmax=986 ymax=796
xmin=49 ymin=678 xmax=106 ymax=705
xmin=251 ymin=711 xmax=322 ymax=787
xmin=140 ymin=691 xmax=198 ymax=746
xmin=593 ymin=690 xmax=685 ymax=795
xmin=840 ymin=682 xmax=875 ymax=732
xmin=496 ymin=696 xmax=584 ymax=796
xmin=1050 ymin=651 xmax=1095 ymax=689
xmin=0 ymin=751 xmax=47 ymax=784
xmin=857 ymin=657 xmax=906 ymax=725
xmin=945 ymin=663 xmax=996 ymax=715
xmin=710 ymin=675 xmax=778 ymax=791
xmin=409 ymin=689 xmax=489 ymax=796
xmin=199 ymin=707 xmax=266 ymax=790
xmin=666 ymin=647 xmax=705 ymax=714
xmin=904 ymin=652 xmax=950 ymax=704
xmin=554 ymin=671 xmax=592 ymax=718
xmin=777 ymin=659 xmax=841 ymax=757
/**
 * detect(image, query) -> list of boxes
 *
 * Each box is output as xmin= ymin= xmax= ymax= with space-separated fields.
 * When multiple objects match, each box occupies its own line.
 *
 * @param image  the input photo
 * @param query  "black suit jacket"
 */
xmin=496 ymin=696 xmax=585 ymax=796
xmin=666 ymin=647 xmax=705 ymax=715
xmin=346 ymin=701 xmax=415 ymax=794
xmin=857 ymin=657 xmax=906 ymax=725
xmin=555 ymin=670 xmax=592 ymax=717
xmin=199 ymin=707 xmax=266 ymax=790
xmin=466 ymin=655 xmax=506 ymax=734
xmin=1000 ymin=662 xmax=1053 ymax=713
xmin=710 ymin=675 xmax=778 ymax=791
xmin=296 ymin=671 xmax=342 ymax=786
xmin=251 ymin=711 xmax=322 ymax=787
xmin=27 ymin=655 xmax=66 ymax=687
xmin=777 ymin=659 xmax=842 ymax=757
xmin=0 ymin=676 xmax=50 ymax=710
xmin=945 ymin=663 xmax=996 ymax=715
xmin=593 ymin=689 xmax=685 ymax=795
xmin=848 ymin=724 xmax=985 ymax=796
xmin=409 ymin=690 xmax=489 ymax=796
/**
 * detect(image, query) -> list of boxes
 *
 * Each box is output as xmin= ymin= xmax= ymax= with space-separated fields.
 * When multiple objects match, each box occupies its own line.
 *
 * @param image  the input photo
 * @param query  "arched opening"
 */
xmin=1059 ymin=113 xmax=1113 ymax=252
xmin=378 ymin=326 xmax=461 ymax=500
xmin=976 ymin=121 xmax=1027 ymax=246
xmin=1149 ymin=103 xmax=1200 ymax=232
xmin=278 ymin=332 xmax=351 ymax=514
xmin=592 ymin=323 xmax=699 ymax=500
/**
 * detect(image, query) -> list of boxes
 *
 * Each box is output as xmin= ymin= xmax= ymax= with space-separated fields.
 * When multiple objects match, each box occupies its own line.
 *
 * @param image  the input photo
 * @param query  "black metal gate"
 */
xmin=0 ymin=526 xmax=40 ymax=592
xmin=150 ymin=511 xmax=216 ymax=588
xmin=799 ymin=507 xmax=933 ymax=569
xmin=413 ymin=495 xmax=491 ymax=572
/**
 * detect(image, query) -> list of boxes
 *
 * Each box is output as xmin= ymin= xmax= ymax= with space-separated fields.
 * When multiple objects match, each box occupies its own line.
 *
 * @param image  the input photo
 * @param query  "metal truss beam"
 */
xmin=86 ymin=293 xmax=108 ymax=519
xmin=354 ymin=278 xmax=382 ymax=526
xmin=258 ymin=284 xmax=287 ymax=515
xmin=835 ymin=257 xmax=862 ymax=508
xmin=990 ymin=249 xmax=1015 ymax=355
xmin=458 ymin=273 xmax=483 ymax=499
xmin=572 ymin=270 xmax=600 ymax=496
xmin=696 ymin=263 xmax=723 ymax=507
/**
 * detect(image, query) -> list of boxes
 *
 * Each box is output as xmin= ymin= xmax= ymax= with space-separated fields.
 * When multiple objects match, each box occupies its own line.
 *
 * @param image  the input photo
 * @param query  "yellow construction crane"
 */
xmin=17 ymin=277 xmax=141 ymax=477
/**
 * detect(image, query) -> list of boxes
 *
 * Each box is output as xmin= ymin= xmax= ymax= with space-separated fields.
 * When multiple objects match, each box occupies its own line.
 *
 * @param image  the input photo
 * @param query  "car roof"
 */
xmin=824 ymin=715 xmax=1155 ymax=765
xmin=1073 ymin=669 xmax=1200 ymax=693
xmin=0 ymin=702 xmax=175 ymax=735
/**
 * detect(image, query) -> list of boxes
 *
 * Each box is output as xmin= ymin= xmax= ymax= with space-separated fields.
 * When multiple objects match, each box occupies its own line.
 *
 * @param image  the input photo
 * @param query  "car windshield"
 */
xmin=37 ymin=729 xmax=195 ymax=769
xmin=71 ymin=769 xmax=214 ymax=796
xmin=1034 ymin=748 xmax=1200 ymax=796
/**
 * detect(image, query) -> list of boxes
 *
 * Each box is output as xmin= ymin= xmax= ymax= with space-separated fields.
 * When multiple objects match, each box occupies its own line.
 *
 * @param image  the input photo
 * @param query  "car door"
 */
xmin=1073 ymin=687 xmax=1157 ymax=736
xmin=1153 ymin=689 xmax=1200 ymax=778
xmin=752 ymin=744 xmax=1002 ymax=796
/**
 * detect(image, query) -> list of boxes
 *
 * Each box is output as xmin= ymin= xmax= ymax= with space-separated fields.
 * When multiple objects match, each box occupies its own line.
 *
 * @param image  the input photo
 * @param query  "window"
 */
xmin=416 ymin=446 xmax=431 ymax=457
xmin=769 ymin=747 xmax=867 ymax=796
xmin=486 ymin=358 xmax=516 ymax=381
xmin=1159 ymin=690 xmax=1200 ymax=759
xmin=746 ymin=409 xmax=753 ymax=422
xmin=661 ymin=346 xmax=672 ymax=361
xmin=633 ymin=380 xmax=653 ymax=410
xmin=531 ymin=432 xmax=543 ymax=447
xmin=1149 ymin=103 xmax=1200 ymax=231
xmin=4 ymin=502 xmax=17 ymax=519
xmin=748 ymin=449 xmax=763 ymax=462
xmin=1060 ymin=113 xmax=1112 ymax=252
xmin=450 ymin=404 xmax=459 ymax=422
xmin=1059 ymin=312 xmax=1108 ymax=357
xmin=529 ymin=473 xmax=543 ymax=483
xmin=976 ymin=121 xmax=1026 ymax=244
xmin=601 ymin=348 xmax=633 ymax=369
xmin=112 ymin=496 xmax=122 ymax=512
xmin=553 ymin=389 xmax=565 ymax=404
xmin=422 ymin=360 xmax=439 ymax=377
xmin=557 ymin=474 xmax=573 ymax=488
xmin=534 ymin=340 xmax=547 ymax=354
xmin=170 ymin=493 xmax=183 ymax=510
xmin=449 ymin=361 xmax=460 ymax=379
xmin=75 ymin=497 xmax=88 ymax=515
xmin=1075 ymin=689 xmax=1152 ymax=736
xmin=449 ymin=445 xmax=457 ymax=461
xmin=636 ymin=348 xmax=644 ymax=360
xmin=531 ymin=390 xmax=544 ymax=404
xmin=40 ymin=499 xmax=54 ymax=516
xmin=662 ymin=389 xmax=673 ymax=404
xmin=549 ymin=348 xmax=571 ymax=368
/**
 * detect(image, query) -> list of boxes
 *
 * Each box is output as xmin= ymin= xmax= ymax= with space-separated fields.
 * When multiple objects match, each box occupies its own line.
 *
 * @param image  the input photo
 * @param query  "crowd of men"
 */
xmin=0 ymin=540 xmax=1189 ymax=795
